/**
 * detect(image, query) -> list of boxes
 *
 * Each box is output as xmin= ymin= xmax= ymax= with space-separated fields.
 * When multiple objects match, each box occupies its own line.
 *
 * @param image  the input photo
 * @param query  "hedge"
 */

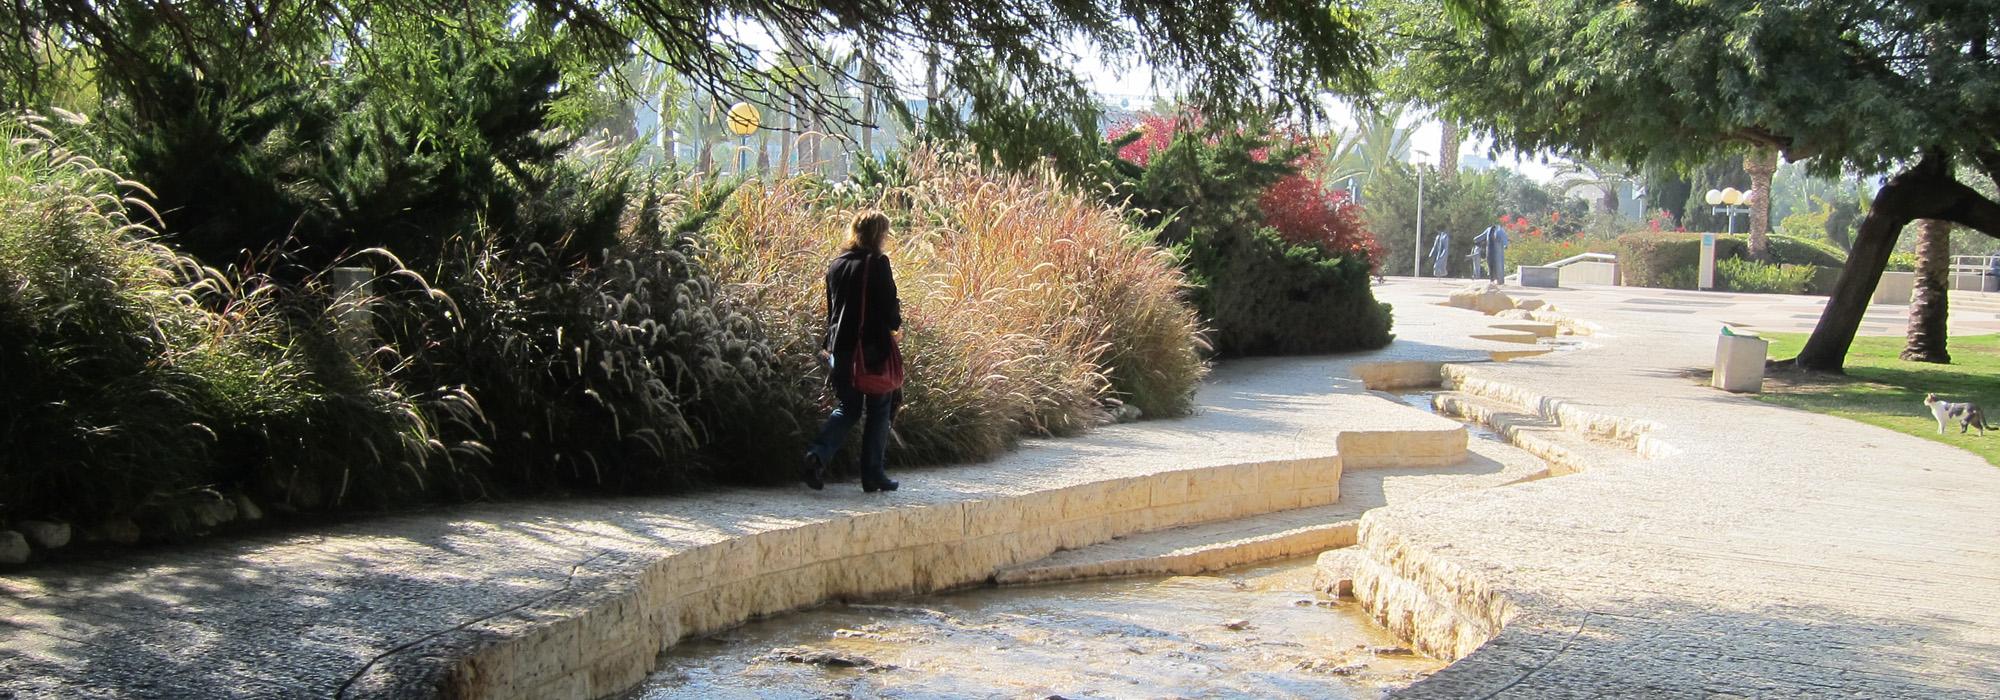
xmin=1616 ymin=233 xmax=1847 ymax=293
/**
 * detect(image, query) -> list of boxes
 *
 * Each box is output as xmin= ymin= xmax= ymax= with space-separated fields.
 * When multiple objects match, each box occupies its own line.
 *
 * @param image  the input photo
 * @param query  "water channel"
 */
xmin=627 ymin=557 xmax=1442 ymax=699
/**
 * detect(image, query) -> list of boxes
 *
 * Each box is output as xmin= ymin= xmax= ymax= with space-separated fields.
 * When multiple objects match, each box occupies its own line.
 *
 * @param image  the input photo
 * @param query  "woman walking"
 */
xmin=803 ymin=211 xmax=902 ymax=492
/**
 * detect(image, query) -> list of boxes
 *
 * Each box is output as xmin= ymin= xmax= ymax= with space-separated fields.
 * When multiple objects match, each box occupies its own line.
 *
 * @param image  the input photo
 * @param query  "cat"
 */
xmin=1925 ymin=393 xmax=1988 ymax=436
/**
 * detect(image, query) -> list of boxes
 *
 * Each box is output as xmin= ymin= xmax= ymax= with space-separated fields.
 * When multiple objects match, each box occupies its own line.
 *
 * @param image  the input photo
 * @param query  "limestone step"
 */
xmin=1487 ymin=322 xmax=1559 ymax=338
xmin=1430 ymin=390 xmax=1642 ymax=475
xmin=993 ymin=438 xmax=1550 ymax=586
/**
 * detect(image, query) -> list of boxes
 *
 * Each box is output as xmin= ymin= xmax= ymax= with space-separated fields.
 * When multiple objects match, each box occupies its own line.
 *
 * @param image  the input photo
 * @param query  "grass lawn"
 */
xmin=1759 ymin=333 xmax=2000 ymax=468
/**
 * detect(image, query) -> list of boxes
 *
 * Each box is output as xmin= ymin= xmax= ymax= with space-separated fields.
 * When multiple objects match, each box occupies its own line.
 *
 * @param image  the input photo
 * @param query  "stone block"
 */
xmin=1147 ymin=471 xmax=1192 ymax=507
xmin=1517 ymin=265 xmax=1559 ymax=288
xmin=798 ymin=517 xmax=853 ymax=564
xmin=1446 ymin=282 xmax=1516 ymax=314
xmin=1017 ymin=490 xmax=1065 ymax=527
xmin=1059 ymin=482 xmax=1111 ymax=521
xmin=1298 ymin=457 xmax=1341 ymax=488
xmin=16 ymin=520 xmax=68 ymax=550
xmin=1254 ymin=460 xmax=1300 ymax=492
xmin=900 ymin=504 xmax=966 ymax=548
xmin=1188 ymin=467 xmax=1233 ymax=499
xmin=1558 ymin=261 xmax=1618 ymax=286
xmin=1873 ymin=271 xmax=1915 ymax=305
xmin=849 ymin=511 xmax=908 ymax=553
xmin=1106 ymin=508 xmax=1154 ymax=538
xmin=0 ymin=530 xmax=27 ymax=564
xmin=1104 ymin=477 xmax=1152 ymax=513
xmin=752 ymin=527 xmax=805 ymax=575
xmin=1713 ymin=334 xmax=1769 ymax=393
xmin=1300 ymin=485 xmax=1340 ymax=507
xmin=963 ymin=498 xmax=1023 ymax=539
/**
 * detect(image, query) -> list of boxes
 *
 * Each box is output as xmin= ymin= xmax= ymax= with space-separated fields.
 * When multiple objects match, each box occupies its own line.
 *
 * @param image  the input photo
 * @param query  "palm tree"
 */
xmin=1314 ymin=103 xmax=1414 ymax=197
xmin=1553 ymin=160 xmax=1635 ymax=215
xmin=1744 ymin=145 xmax=1779 ymax=260
xmin=1903 ymin=219 xmax=1952 ymax=362
xmin=1438 ymin=119 xmax=1461 ymax=182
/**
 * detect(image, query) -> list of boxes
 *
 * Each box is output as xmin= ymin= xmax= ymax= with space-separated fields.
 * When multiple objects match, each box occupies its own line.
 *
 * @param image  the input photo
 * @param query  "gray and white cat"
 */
xmin=1925 ymin=393 xmax=1988 ymax=436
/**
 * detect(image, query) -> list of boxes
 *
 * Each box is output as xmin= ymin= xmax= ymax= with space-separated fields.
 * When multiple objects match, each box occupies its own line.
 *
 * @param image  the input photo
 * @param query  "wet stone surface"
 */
xmin=627 ymin=558 xmax=1441 ymax=699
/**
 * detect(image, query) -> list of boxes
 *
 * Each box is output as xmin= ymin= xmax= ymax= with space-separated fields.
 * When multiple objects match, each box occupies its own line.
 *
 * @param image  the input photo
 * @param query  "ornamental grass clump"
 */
xmin=377 ymin=159 xmax=811 ymax=490
xmin=0 ymin=115 xmax=442 ymax=530
xmin=706 ymin=147 xmax=1205 ymax=468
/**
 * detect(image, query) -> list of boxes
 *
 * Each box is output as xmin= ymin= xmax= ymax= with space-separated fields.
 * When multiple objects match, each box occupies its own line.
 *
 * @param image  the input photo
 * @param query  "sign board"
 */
xmin=1698 ymin=232 xmax=1717 ymax=290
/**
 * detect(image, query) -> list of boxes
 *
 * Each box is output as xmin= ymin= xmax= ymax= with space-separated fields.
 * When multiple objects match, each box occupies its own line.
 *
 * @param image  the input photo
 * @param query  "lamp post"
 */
xmin=1698 ymin=188 xmax=1750 ymax=290
xmin=1413 ymin=150 xmax=1430 ymax=278
xmin=1705 ymin=187 xmax=1750 ymax=233
xmin=725 ymin=101 xmax=762 ymax=176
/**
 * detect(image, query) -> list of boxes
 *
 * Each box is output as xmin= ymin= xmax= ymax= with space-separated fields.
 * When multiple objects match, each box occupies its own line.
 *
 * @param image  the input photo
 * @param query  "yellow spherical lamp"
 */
xmin=1720 ymin=187 xmax=1744 ymax=206
xmin=725 ymin=102 xmax=762 ymax=137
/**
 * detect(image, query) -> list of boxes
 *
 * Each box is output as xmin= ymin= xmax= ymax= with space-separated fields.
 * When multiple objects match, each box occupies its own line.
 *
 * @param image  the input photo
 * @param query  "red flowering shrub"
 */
xmin=1110 ymin=113 xmax=1189 ymax=166
xmin=1113 ymin=111 xmax=1385 ymax=266
xmin=1260 ymin=175 xmax=1382 ymax=260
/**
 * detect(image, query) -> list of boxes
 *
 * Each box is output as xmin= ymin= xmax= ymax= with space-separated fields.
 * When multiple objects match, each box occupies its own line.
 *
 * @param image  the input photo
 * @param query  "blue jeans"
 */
xmin=807 ymin=381 xmax=895 ymax=484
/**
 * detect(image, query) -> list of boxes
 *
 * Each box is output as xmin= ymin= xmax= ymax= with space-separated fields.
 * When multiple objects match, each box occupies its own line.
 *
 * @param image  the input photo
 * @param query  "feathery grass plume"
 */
xmin=707 ymin=145 xmax=1205 ymax=469
xmin=0 ymin=114 xmax=440 ymax=531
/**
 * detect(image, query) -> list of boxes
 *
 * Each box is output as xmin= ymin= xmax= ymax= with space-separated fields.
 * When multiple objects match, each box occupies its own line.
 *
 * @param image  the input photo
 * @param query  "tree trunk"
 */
xmin=756 ymin=128 xmax=771 ymax=176
xmin=1902 ymin=219 xmax=1952 ymax=363
xmin=860 ymin=45 xmax=877 ymax=162
xmin=924 ymin=46 xmax=942 ymax=125
xmin=1438 ymin=120 xmax=1460 ymax=183
xmin=1600 ymin=186 xmax=1618 ymax=215
xmin=697 ymin=137 xmax=714 ymax=173
xmin=1744 ymin=146 xmax=1777 ymax=261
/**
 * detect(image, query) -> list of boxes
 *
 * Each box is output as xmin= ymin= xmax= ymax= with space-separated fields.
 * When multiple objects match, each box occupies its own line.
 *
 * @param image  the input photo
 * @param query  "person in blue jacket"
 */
xmin=1428 ymin=230 xmax=1452 ymax=278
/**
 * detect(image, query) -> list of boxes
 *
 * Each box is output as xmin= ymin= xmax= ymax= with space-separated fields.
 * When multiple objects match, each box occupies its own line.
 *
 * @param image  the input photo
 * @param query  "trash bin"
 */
xmin=1713 ymin=329 xmax=1768 ymax=393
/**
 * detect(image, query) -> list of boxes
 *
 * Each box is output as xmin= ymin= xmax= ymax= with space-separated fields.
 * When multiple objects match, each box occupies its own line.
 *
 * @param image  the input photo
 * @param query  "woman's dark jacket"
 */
xmin=822 ymin=249 xmax=901 ymax=384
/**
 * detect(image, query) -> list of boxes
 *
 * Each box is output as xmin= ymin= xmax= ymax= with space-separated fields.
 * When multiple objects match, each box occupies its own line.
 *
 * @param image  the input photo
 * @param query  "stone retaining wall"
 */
xmin=443 ymin=455 xmax=1350 ymax=699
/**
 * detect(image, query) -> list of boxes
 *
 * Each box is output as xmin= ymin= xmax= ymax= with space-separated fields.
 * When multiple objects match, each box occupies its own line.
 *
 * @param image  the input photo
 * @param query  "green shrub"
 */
xmin=1716 ymin=257 xmax=1815 ymax=295
xmin=1121 ymin=125 xmax=1393 ymax=355
xmin=1185 ymin=225 xmax=1394 ymax=355
xmin=0 ymin=117 xmax=442 ymax=529
xmin=1616 ymin=232 xmax=1848 ymax=290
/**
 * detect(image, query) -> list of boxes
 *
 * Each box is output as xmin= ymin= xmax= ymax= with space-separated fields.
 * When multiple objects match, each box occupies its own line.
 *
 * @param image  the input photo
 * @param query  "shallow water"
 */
xmin=627 ymin=558 xmax=1441 ymax=699
xmin=1391 ymin=391 xmax=1504 ymax=443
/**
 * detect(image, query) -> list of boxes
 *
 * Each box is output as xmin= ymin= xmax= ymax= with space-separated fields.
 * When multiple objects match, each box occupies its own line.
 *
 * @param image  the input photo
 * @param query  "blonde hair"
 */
xmin=846 ymin=210 xmax=891 ymax=251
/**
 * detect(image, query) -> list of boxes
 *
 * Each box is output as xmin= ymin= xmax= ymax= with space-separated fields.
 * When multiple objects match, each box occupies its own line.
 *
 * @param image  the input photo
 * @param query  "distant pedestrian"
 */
xmin=1475 ymin=224 xmax=1510 ymax=284
xmin=1428 ymin=230 xmax=1452 ymax=278
xmin=803 ymin=211 xmax=903 ymax=493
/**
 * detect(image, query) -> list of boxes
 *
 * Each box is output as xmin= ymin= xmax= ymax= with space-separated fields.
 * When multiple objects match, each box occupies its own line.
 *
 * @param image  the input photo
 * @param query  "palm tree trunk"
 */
xmin=1438 ymin=120 xmax=1460 ymax=183
xmin=1902 ymin=218 xmax=1952 ymax=362
xmin=1745 ymin=146 xmax=1777 ymax=260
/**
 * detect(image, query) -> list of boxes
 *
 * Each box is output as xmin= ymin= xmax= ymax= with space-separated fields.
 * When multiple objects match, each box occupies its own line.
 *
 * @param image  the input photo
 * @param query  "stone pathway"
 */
xmin=1359 ymin=278 xmax=2000 ymax=699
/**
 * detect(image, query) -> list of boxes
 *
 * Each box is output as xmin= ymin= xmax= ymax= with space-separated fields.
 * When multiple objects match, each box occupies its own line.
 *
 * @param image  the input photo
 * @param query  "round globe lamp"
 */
xmin=1705 ymin=189 xmax=1724 ymax=206
xmin=1721 ymin=187 xmax=1744 ymax=206
xmin=726 ymin=102 xmax=761 ymax=136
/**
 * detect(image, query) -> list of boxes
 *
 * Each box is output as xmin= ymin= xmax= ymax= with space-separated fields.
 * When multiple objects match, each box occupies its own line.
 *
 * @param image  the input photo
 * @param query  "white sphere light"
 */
xmin=1721 ymin=187 xmax=1745 ymax=206
xmin=1705 ymin=189 xmax=1724 ymax=206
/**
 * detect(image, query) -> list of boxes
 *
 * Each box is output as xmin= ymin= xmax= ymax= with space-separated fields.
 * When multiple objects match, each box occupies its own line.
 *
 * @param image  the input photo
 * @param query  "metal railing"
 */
xmin=1950 ymin=255 xmax=2000 ymax=276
